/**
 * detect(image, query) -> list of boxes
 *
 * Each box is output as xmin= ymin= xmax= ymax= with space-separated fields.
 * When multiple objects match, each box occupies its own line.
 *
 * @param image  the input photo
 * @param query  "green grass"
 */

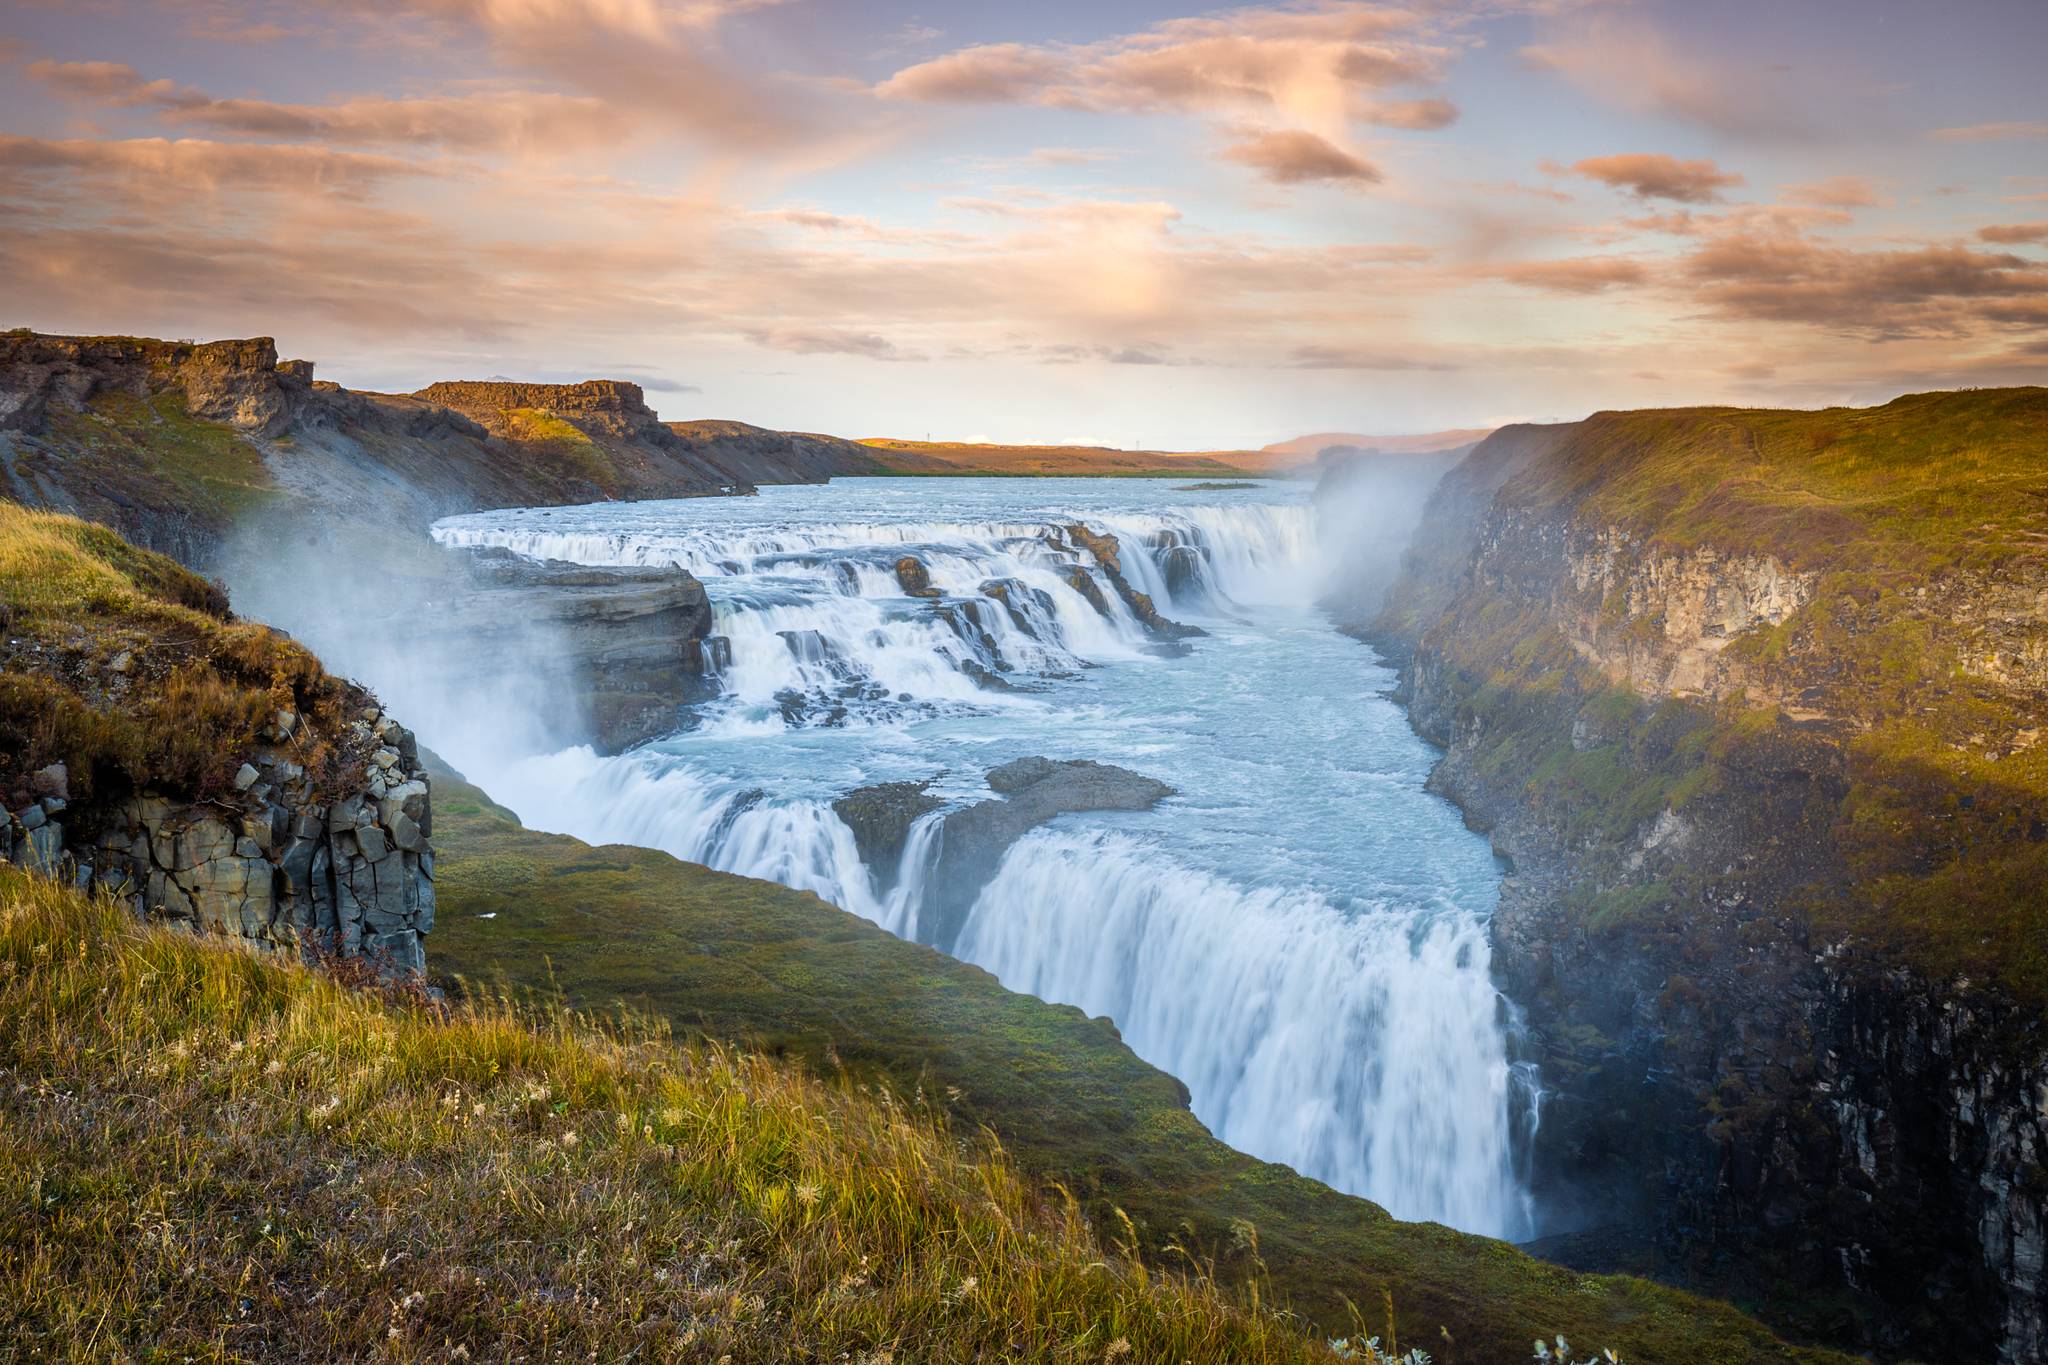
xmin=1511 ymin=388 xmax=2048 ymax=573
xmin=45 ymin=389 xmax=279 ymax=521
xmin=0 ymin=865 xmax=1357 ymax=1364
xmin=498 ymin=408 xmax=620 ymax=495
xmin=426 ymin=771 xmax=1842 ymax=1363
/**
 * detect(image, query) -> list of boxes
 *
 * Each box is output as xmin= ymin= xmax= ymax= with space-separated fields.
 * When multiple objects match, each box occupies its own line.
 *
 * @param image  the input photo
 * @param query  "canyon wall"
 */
xmin=1358 ymin=396 xmax=2048 ymax=1360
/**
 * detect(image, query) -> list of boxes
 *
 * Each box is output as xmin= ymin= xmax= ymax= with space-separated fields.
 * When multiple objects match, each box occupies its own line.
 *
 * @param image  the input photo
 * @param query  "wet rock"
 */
xmin=833 ymin=780 xmax=944 ymax=892
xmin=1060 ymin=524 xmax=1203 ymax=640
xmin=433 ymin=546 xmax=716 ymax=755
xmin=979 ymin=577 xmax=1058 ymax=635
xmin=920 ymin=758 xmax=1173 ymax=951
xmin=895 ymin=555 xmax=942 ymax=598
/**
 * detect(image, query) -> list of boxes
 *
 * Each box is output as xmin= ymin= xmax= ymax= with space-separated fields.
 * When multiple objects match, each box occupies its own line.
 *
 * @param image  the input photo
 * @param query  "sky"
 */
xmin=0 ymin=0 xmax=2044 ymax=447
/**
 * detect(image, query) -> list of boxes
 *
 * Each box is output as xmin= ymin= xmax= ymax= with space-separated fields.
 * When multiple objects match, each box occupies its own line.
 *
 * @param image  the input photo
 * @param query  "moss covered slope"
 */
xmin=0 ymin=504 xmax=364 ymax=810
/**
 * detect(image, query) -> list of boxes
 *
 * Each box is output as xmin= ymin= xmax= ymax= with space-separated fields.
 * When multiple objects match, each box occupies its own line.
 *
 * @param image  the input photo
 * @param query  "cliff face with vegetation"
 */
xmin=0 ymin=329 xmax=885 ymax=566
xmin=1356 ymin=390 xmax=2048 ymax=1360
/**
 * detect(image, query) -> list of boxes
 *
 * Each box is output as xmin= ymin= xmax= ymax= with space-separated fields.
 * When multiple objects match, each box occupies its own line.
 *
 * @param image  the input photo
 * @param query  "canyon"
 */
xmin=3 ymin=329 xmax=2042 ymax=1361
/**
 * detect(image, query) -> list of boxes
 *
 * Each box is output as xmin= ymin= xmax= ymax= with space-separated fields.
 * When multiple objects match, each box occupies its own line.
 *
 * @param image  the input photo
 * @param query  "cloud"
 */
xmin=1929 ymin=121 xmax=2048 ymax=142
xmin=1682 ymin=236 xmax=2048 ymax=337
xmin=0 ymin=133 xmax=433 ymax=196
xmin=1491 ymin=257 xmax=1647 ymax=292
xmin=349 ymin=0 xmax=828 ymax=152
xmin=1362 ymin=97 xmax=1458 ymax=131
xmin=1568 ymin=153 xmax=1744 ymax=204
xmin=877 ymin=3 xmax=1446 ymax=133
xmin=1221 ymin=130 xmax=1380 ymax=186
xmin=1284 ymin=344 xmax=1458 ymax=371
xmin=29 ymin=60 xmax=632 ymax=154
xmin=1782 ymin=175 xmax=1885 ymax=209
xmin=745 ymin=327 xmax=917 ymax=361
xmin=1979 ymin=223 xmax=2048 ymax=245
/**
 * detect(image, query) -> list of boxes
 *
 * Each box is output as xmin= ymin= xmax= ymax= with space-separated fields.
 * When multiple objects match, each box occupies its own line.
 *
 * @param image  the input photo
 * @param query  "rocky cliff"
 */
xmin=1355 ymin=391 xmax=2048 ymax=1360
xmin=0 ymin=329 xmax=885 ymax=567
xmin=0 ymin=505 xmax=434 ymax=975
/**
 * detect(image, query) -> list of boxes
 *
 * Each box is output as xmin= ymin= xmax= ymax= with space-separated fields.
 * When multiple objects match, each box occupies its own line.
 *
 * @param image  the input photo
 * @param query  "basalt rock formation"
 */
xmin=0 ymin=507 xmax=434 ymax=975
xmin=1352 ymin=391 xmax=2048 ymax=1361
xmin=832 ymin=779 xmax=944 ymax=892
xmin=1060 ymin=524 xmax=1203 ymax=639
xmin=918 ymin=758 xmax=1174 ymax=951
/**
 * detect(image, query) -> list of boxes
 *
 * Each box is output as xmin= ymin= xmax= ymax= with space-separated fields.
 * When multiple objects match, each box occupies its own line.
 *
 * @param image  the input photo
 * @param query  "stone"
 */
xmin=373 ymin=748 xmax=400 ymax=770
xmin=356 ymin=825 xmax=389 ymax=862
xmin=23 ymin=823 xmax=62 ymax=876
xmin=30 ymin=762 xmax=68 ymax=801
xmin=895 ymin=555 xmax=942 ymax=598
xmin=390 ymin=810 xmax=423 ymax=853
xmin=17 ymin=804 xmax=46 ymax=832
xmin=233 ymin=763 xmax=261 ymax=791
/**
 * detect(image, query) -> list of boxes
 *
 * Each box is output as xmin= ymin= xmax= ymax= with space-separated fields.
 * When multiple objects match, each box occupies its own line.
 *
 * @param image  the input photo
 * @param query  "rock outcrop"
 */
xmin=0 ymin=330 xmax=888 ymax=573
xmin=439 ymin=547 xmax=717 ymax=753
xmin=832 ymin=779 xmax=944 ymax=892
xmin=1060 ymin=525 xmax=1202 ymax=639
xmin=917 ymin=758 xmax=1173 ymax=950
xmin=1 ymin=707 xmax=435 ymax=976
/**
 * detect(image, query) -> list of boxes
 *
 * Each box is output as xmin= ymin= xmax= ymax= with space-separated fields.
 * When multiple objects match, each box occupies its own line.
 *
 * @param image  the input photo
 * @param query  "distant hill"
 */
xmin=860 ymin=438 xmax=1298 ymax=478
xmin=1263 ymin=428 xmax=1495 ymax=460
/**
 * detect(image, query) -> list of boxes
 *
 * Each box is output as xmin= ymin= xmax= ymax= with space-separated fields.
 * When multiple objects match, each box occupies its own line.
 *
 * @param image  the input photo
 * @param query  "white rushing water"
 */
xmin=422 ymin=478 xmax=1536 ymax=1238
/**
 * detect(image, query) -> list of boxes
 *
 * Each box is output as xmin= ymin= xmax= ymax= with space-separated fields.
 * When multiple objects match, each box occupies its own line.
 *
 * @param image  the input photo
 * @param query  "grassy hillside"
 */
xmin=0 ymin=504 xmax=362 ymax=808
xmin=0 ymin=865 xmax=1358 ymax=1363
xmin=860 ymin=438 xmax=1295 ymax=479
xmin=425 ymin=772 xmax=1841 ymax=1363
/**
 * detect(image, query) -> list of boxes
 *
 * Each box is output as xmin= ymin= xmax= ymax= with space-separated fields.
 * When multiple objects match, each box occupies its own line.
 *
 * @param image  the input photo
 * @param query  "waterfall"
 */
xmin=423 ymin=481 xmax=1535 ymax=1240
xmin=434 ymin=499 xmax=1319 ymax=732
xmin=956 ymin=829 xmax=1533 ymax=1239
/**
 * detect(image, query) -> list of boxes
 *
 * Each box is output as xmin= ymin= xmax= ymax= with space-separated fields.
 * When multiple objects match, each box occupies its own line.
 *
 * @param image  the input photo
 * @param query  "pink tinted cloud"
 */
xmin=29 ymin=61 xmax=631 ymax=154
xmin=1978 ymin=223 xmax=2048 ymax=245
xmin=1929 ymin=121 xmax=2048 ymax=142
xmin=1518 ymin=12 xmax=1810 ymax=139
xmin=1568 ymin=153 xmax=1745 ymax=204
xmin=1221 ymin=130 xmax=1381 ymax=186
xmin=1490 ymin=257 xmax=1648 ymax=293
xmin=877 ymin=3 xmax=1448 ymax=133
xmin=1782 ymin=175 xmax=1885 ymax=209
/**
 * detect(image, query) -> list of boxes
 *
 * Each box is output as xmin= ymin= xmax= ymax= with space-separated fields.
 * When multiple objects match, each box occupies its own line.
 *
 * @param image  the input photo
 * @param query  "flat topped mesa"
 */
xmin=412 ymin=379 xmax=650 ymax=418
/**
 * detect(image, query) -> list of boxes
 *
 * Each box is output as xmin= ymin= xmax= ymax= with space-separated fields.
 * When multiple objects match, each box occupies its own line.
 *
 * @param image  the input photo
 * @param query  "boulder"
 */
xmin=895 ymin=555 xmax=942 ymax=598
